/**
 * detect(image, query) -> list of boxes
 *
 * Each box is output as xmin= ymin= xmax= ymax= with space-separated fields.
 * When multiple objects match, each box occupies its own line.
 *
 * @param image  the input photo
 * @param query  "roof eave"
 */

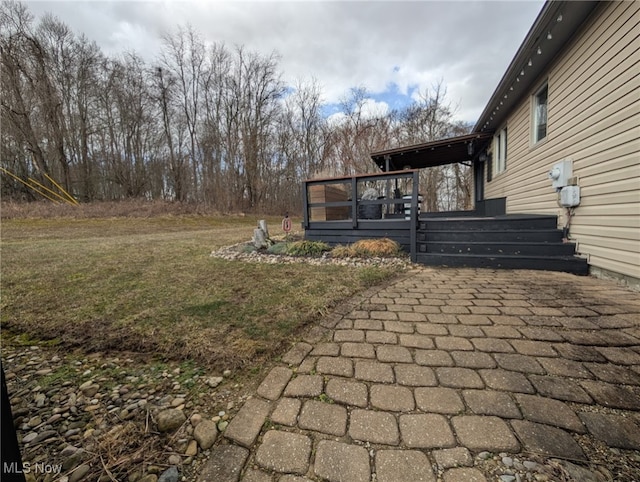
xmin=474 ymin=0 xmax=601 ymax=133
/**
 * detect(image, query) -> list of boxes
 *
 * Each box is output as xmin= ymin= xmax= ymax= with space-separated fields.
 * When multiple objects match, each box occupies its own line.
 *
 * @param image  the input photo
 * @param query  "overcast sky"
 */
xmin=25 ymin=0 xmax=545 ymax=124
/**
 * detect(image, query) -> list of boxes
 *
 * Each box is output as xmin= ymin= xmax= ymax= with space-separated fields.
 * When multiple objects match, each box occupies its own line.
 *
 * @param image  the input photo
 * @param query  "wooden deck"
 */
xmin=302 ymin=170 xmax=421 ymax=261
xmin=302 ymin=171 xmax=588 ymax=274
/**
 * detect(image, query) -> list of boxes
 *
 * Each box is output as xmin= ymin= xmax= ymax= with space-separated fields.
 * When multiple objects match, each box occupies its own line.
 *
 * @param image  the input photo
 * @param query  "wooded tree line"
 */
xmin=1 ymin=1 xmax=471 ymax=214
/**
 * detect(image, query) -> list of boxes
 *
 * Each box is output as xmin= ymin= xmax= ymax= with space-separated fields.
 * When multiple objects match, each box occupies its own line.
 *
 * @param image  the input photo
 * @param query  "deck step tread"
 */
xmin=420 ymin=240 xmax=572 ymax=245
xmin=416 ymin=253 xmax=589 ymax=275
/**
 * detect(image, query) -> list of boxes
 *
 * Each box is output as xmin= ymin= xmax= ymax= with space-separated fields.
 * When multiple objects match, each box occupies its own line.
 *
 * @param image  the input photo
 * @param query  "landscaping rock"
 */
xmin=156 ymin=409 xmax=186 ymax=432
xmin=158 ymin=466 xmax=179 ymax=482
xmin=185 ymin=439 xmax=198 ymax=456
xmin=69 ymin=464 xmax=91 ymax=482
xmin=193 ymin=419 xmax=218 ymax=449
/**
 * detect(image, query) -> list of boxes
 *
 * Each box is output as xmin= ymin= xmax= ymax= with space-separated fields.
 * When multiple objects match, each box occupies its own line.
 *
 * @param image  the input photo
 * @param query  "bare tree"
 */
xmin=160 ymin=25 xmax=206 ymax=199
xmin=152 ymin=65 xmax=186 ymax=201
xmin=1 ymin=2 xmax=470 ymax=214
xmin=1 ymin=2 xmax=51 ymax=180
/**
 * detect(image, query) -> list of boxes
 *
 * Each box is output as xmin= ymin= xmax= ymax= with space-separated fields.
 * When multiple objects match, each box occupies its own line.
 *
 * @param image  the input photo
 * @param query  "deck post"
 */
xmin=302 ymin=180 xmax=310 ymax=229
xmin=385 ymin=155 xmax=391 ymax=215
xmin=410 ymin=171 xmax=418 ymax=263
xmin=351 ymin=176 xmax=358 ymax=229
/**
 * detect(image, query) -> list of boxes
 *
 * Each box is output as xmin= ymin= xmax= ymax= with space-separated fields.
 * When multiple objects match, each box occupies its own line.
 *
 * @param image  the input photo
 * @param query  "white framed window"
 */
xmin=533 ymin=82 xmax=548 ymax=143
xmin=494 ymin=127 xmax=507 ymax=175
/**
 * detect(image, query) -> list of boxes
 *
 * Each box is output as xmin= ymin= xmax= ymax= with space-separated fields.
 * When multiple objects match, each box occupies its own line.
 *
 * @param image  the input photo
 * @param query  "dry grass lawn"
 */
xmin=1 ymin=210 xmax=399 ymax=370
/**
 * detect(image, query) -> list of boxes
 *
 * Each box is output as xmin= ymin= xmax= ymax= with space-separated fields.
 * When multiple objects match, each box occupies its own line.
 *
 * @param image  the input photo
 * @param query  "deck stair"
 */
xmin=416 ymin=215 xmax=588 ymax=275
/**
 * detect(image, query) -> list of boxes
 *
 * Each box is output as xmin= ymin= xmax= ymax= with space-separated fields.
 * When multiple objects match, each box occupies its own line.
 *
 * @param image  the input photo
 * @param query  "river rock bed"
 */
xmin=210 ymin=241 xmax=414 ymax=270
xmin=2 ymin=341 xmax=254 ymax=482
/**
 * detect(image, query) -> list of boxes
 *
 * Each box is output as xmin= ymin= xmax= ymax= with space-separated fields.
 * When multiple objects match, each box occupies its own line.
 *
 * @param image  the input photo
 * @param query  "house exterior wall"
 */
xmin=484 ymin=1 xmax=640 ymax=281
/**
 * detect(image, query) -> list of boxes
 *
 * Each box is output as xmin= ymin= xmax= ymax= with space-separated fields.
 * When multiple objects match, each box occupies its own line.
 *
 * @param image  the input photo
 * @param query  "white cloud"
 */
xmin=360 ymin=98 xmax=390 ymax=119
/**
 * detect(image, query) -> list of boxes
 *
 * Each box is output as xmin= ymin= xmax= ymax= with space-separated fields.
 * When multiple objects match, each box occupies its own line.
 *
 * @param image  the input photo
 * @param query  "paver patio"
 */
xmin=199 ymin=267 xmax=640 ymax=481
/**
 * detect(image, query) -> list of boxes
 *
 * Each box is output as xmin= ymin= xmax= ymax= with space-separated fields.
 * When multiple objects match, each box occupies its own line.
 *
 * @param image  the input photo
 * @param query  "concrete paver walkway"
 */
xmin=199 ymin=268 xmax=640 ymax=481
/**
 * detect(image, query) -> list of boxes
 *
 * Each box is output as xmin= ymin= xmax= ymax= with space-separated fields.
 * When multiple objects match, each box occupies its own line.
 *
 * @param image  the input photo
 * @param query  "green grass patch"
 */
xmin=358 ymin=267 xmax=398 ymax=287
xmin=1 ymin=214 xmax=400 ymax=370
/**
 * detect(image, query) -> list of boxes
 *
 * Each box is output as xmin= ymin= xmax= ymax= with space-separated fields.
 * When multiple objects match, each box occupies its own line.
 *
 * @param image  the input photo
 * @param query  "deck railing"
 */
xmin=302 ymin=169 xmax=421 ymax=261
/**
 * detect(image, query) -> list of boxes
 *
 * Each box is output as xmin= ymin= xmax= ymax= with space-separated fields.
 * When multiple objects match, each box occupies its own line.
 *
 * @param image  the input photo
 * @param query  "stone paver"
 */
xmin=270 ymin=398 xmax=301 ymax=426
xmin=366 ymin=330 xmax=397 ymax=344
xmin=510 ymin=339 xmax=558 ymax=357
xmin=376 ymin=344 xmax=413 ymax=363
xmin=579 ymin=412 xmax=640 ymax=450
xmin=399 ymin=333 xmax=435 ymax=349
xmin=354 ymin=360 xmax=395 ymax=382
xmin=213 ymin=268 xmax=640 ymax=482
xmin=579 ymin=380 xmax=640 ymax=410
xmin=315 ymin=440 xmax=370 ymax=482
xmin=375 ymin=450 xmax=435 ymax=482
xmin=586 ymin=362 xmax=640 ymax=385
xmin=311 ymin=342 xmax=340 ymax=356
xmin=370 ymin=385 xmax=415 ymax=411
xmin=282 ymin=342 xmax=313 ymax=365
xmin=450 ymin=351 xmax=496 ymax=368
xmin=433 ymin=447 xmax=473 ymax=469
xmin=399 ymin=413 xmax=455 ymax=448
xmin=415 ymin=349 xmax=454 ymax=366
xmin=316 ymin=356 xmax=353 ymax=376
xmin=241 ymin=468 xmax=272 ymax=482
xmin=515 ymin=394 xmax=586 ymax=433
xmin=511 ymin=420 xmax=585 ymax=460
xmin=283 ymin=375 xmax=323 ymax=398
xmin=435 ymin=336 xmax=474 ymax=351
xmin=463 ymin=390 xmax=521 ymax=418
xmin=334 ymin=329 xmax=365 ymax=342
xmin=494 ymin=353 xmax=545 ymax=374
xmin=479 ymin=369 xmax=535 ymax=393
xmin=436 ymin=367 xmax=484 ymax=388
xmin=394 ymin=365 xmax=437 ymax=386
xmin=553 ymin=344 xmax=606 ymax=362
xmin=528 ymin=374 xmax=593 ymax=403
xmin=255 ymin=430 xmax=312 ymax=474
xmin=538 ymin=357 xmax=592 ymax=378
xmin=349 ymin=409 xmax=400 ymax=445
xmin=197 ymin=445 xmax=249 ymax=482
xmin=341 ymin=342 xmax=376 ymax=359
xmin=325 ymin=378 xmax=368 ymax=407
xmin=277 ymin=475 xmax=312 ymax=482
xmin=257 ymin=367 xmax=293 ymax=400
xmin=452 ymin=416 xmax=520 ymax=452
xmin=298 ymin=400 xmax=347 ymax=435
xmin=224 ymin=398 xmax=271 ymax=448
xmin=354 ymin=318 xmax=382 ymax=330
xmin=415 ymin=387 xmax=464 ymax=414
xmin=443 ymin=468 xmax=487 ymax=482
xmin=471 ymin=337 xmax=515 ymax=353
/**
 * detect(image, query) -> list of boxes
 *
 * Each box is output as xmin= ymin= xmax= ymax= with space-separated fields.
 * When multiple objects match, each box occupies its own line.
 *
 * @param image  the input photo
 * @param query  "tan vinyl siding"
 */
xmin=484 ymin=1 xmax=640 ymax=280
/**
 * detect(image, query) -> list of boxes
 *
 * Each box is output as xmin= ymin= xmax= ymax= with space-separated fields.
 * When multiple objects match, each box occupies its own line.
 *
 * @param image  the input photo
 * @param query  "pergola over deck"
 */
xmin=370 ymin=132 xmax=493 ymax=172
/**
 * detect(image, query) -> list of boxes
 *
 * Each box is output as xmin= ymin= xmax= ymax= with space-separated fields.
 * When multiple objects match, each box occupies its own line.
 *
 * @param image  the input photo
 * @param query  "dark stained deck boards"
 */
xmin=305 ymin=214 xmax=589 ymax=275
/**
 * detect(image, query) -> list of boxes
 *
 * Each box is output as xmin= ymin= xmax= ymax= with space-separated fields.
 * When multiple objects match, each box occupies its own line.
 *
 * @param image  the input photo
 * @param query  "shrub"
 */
xmin=266 ymin=242 xmax=290 ymax=255
xmin=332 ymin=238 xmax=402 ymax=258
xmin=286 ymin=240 xmax=331 ymax=257
xmin=241 ymin=244 xmax=257 ymax=253
xmin=331 ymin=245 xmax=353 ymax=258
